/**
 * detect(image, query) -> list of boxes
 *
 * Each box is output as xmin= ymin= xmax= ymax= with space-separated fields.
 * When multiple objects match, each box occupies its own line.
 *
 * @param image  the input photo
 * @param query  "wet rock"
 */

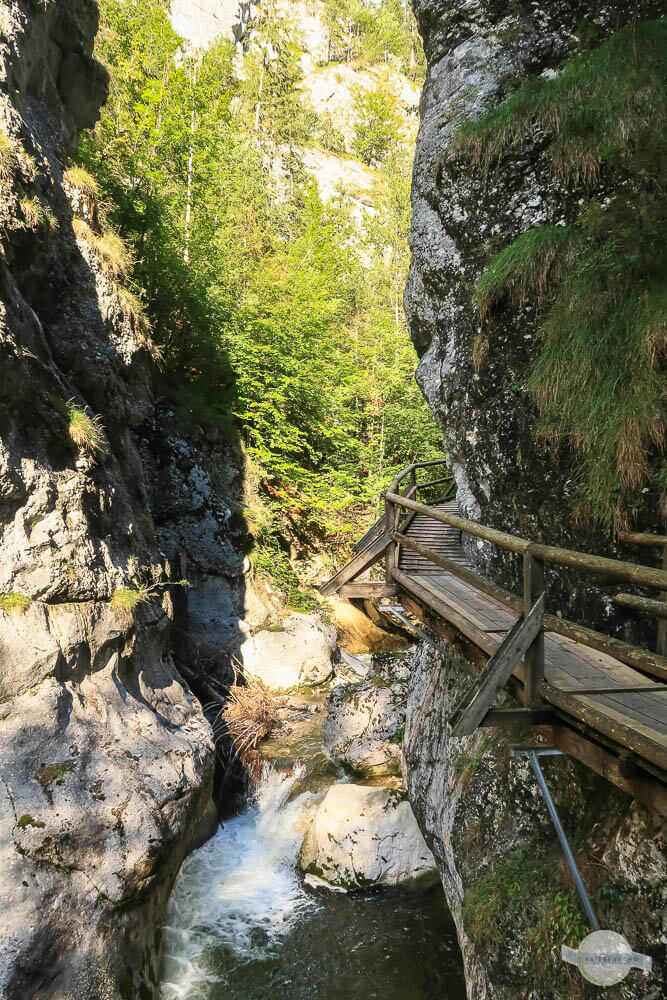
xmin=241 ymin=612 xmax=338 ymax=690
xmin=322 ymin=676 xmax=406 ymax=777
xmin=300 ymin=782 xmax=437 ymax=890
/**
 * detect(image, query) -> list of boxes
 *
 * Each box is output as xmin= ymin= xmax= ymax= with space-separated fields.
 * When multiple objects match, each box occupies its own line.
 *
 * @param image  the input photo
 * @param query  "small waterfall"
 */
xmin=160 ymin=765 xmax=318 ymax=1000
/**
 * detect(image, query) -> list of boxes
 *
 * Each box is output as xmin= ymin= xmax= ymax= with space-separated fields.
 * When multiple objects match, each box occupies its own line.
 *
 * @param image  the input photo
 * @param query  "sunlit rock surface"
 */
xmin=300 ymin=782 xmax=437 ymax=890
xmin=241 ymin=612 xmax=338 ymax=690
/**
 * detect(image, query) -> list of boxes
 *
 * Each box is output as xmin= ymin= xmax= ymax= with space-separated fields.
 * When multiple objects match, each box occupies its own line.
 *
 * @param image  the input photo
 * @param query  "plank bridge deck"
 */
xmin=397 ymin=510 xmax=667 ymax=779
xmin=322 ymin=476 xmax=667 ymax=810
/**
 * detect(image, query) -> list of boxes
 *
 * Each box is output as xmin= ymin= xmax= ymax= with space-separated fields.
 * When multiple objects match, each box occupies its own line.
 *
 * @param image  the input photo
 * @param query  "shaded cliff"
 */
xmin=0 ymin=3 xmax=218 ymax=996
xmin=405 ymin=0 xmax=665 ymax=633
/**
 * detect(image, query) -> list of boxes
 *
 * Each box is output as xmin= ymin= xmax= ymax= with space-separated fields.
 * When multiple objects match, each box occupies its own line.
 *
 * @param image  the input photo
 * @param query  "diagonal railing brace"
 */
xmin=448 ymin=593 xmax=545 ymax=736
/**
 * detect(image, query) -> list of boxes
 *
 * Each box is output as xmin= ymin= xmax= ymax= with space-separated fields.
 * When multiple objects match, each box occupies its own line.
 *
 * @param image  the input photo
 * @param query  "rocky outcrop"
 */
xmin=405 ymin=0 xmax=663 ymax=628
xmin=241 ymin=612 xmax=338 ymax=690
xmin=322 ymin=651 xmax=412 ymax=776
xmin=402 ymin=642 xmax=666 ymax=999
xmin=0 ymin=3 xmax=216 ymax=996
xmin=300 ymin=782 xmax=437 ymax=890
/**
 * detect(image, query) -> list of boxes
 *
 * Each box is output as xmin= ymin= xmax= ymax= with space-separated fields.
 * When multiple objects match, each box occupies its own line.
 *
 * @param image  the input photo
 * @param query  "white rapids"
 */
xmin=160 ymin=766 xmax=318 ymax=1000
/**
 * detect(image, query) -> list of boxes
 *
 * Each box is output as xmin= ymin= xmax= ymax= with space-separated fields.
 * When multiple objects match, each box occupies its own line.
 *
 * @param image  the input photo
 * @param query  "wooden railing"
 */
xmin=385 ymin=489 xmax=667 ymax=700
xmin=384 ymin=459 xmax=454 ymax=579
xmin=618 ymin=531 xmax=667 ymax=657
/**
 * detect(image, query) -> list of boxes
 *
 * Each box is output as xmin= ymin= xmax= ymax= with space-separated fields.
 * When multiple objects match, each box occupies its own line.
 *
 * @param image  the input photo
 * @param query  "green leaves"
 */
xmin=79 ymin=0 xmax=438 ymax=547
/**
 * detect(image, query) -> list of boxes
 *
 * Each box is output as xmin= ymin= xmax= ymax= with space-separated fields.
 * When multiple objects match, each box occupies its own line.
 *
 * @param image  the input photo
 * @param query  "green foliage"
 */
xmin=0 ymin=592 xmax=31 ymax=614
xmin=475 ymin=225 xmax=580 ymax=322
xmin=321 ymin=0 xmax=425 ymax=80
xmin=465 ymin=19 xmax=667 ymax=528
xmin=17 ymin=814 xmax=46 ymax=830
xmin=253 ymin=541 xmax=319 ymax=613
xmin=463 ymin=845 xmax=587 ymax=990
xmin=19 ymin=197 xmax=47 ymax=229
xmin=352 ymin=84 xmax=401 ymax=165
xmin=111 ymin=587 xmax=150 ymax=612
xmin=79 ymin=0 xmax=438 ymax=560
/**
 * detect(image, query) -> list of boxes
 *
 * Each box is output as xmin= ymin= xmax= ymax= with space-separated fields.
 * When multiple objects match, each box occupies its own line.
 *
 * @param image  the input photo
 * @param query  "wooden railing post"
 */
xmin=384 ymin=493 xmax=395 ymax=582
xmin=659 ymin=542 xmax=667 ymax=658
xmin=524 ymin=548 xmax=545 ymax=707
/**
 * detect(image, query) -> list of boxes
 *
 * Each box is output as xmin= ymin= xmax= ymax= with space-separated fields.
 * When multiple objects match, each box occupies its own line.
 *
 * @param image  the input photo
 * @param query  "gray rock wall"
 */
xmin=0 ymin=3 xmax=218 ymax=996
xmin=403 ymin=642 xmax=666 ymax=999
xmin=405 ymin=0 xmax=663 ymax=633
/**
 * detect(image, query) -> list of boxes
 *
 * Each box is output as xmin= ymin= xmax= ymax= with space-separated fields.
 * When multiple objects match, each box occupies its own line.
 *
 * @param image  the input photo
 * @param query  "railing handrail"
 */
xmin=387 ymin=458 xmax=450 ymax=496
xmin=619 ymin=531 xmax=667 ymax=547
xmin=386 ymin=490 xmax=667 ymax=592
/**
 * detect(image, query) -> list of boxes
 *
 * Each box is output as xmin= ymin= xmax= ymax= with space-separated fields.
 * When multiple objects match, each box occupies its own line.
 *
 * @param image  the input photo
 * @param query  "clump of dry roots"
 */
xmin=219 ymin=671 xmax=280 ymax=763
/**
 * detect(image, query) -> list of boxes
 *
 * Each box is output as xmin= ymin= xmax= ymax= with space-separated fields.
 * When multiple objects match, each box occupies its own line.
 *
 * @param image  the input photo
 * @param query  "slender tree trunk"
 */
xmin=184 ymin=59 xmax=199 ymax=265
xmin=254 ymin=63 xmax=265 ymax=131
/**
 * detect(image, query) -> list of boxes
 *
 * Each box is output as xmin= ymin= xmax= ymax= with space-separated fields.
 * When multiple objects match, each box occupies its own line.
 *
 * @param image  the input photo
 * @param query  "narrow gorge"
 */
xmin=0 ymin=2 xmax=664 ymax=1000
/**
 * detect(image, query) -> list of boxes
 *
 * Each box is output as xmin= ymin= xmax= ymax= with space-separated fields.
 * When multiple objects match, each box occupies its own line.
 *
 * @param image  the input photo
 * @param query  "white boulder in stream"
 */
xmin=300 ymin=783 xmax=437 ymax=890
xmin=240 ymin=612 xmax=337 ymax=690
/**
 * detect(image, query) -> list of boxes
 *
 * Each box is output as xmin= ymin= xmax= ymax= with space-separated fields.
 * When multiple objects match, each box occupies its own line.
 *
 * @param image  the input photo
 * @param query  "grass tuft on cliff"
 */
xmin=73 ymin=218 xmax=133 ymax=281
xmin=0 ymin=131 xmax=17 ymax=182
xmin=461 ymin=19 xmax=667 ymax=529
xmin=63 ymin=400 xmax=107 ymax=459
xmin=64 ymin=165 xmax=99 ymax=199
xmin=475 ymin=225 xmax=581 ymax=323
xmin=0 ymin=592 xmax=31 ymax=615
xmin=450 ymin=19 xmax=667 ymax=184
xmin=110 ymin=587 xmax=149 ymax=613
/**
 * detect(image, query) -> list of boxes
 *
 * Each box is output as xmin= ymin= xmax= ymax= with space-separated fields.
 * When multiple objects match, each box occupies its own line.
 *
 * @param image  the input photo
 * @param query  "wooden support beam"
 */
xmin=449 ymin=595 xmax=544 ymax=737
xmin=618 ymin=531 xmax=667 ymax=547
xmin=338 ymin=582 xmax=397 ymax=599
xmin=550 ymin=724 xmax=667 ymax=817
xmin=524 ymin=550 xmax=545 ymax=708
xmin=320 ymin=529 xmax=392 ymax=596
xmin=480 ymin=707 xmax=555 ymax=728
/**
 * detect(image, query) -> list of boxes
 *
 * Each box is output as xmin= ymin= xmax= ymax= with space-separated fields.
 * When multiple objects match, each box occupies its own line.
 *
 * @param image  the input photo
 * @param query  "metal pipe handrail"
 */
xmin=386 ymin=491 xmax=667 ymax=591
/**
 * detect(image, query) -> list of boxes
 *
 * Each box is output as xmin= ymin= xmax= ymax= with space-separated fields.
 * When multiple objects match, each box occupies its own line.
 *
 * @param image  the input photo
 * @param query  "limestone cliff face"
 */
xmin=0 ymin=4 xmax=217 ymax=997
xmin=405 ymin=0 xmax=663 ymax=630
xmin=403 ymin=643 xmax=666 ymax=1000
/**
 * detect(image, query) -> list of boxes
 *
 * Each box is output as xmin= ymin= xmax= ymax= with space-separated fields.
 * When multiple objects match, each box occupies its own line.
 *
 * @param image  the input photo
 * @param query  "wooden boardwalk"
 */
xmin=322 ymin=461 xmax=667 ymax=814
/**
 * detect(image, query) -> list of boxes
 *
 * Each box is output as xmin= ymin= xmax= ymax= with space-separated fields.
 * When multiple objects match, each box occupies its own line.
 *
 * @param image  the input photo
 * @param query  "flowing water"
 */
xmin=160 ymin=697 xmax=466 ymax=1000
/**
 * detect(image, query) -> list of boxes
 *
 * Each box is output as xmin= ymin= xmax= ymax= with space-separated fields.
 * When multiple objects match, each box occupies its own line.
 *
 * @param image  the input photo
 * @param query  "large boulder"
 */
xmin=240 ymin=612 xmax=337 ymax=690
xmin=300 ymin=782 xmax=437 ymax=890
xmin=323 ymin=677 xmax=407 ymax=777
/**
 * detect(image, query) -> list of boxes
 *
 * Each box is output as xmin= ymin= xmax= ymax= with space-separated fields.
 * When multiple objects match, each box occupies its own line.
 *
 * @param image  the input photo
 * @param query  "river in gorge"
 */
xmin=159 ymin=689 xmax=466 ymax=1000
